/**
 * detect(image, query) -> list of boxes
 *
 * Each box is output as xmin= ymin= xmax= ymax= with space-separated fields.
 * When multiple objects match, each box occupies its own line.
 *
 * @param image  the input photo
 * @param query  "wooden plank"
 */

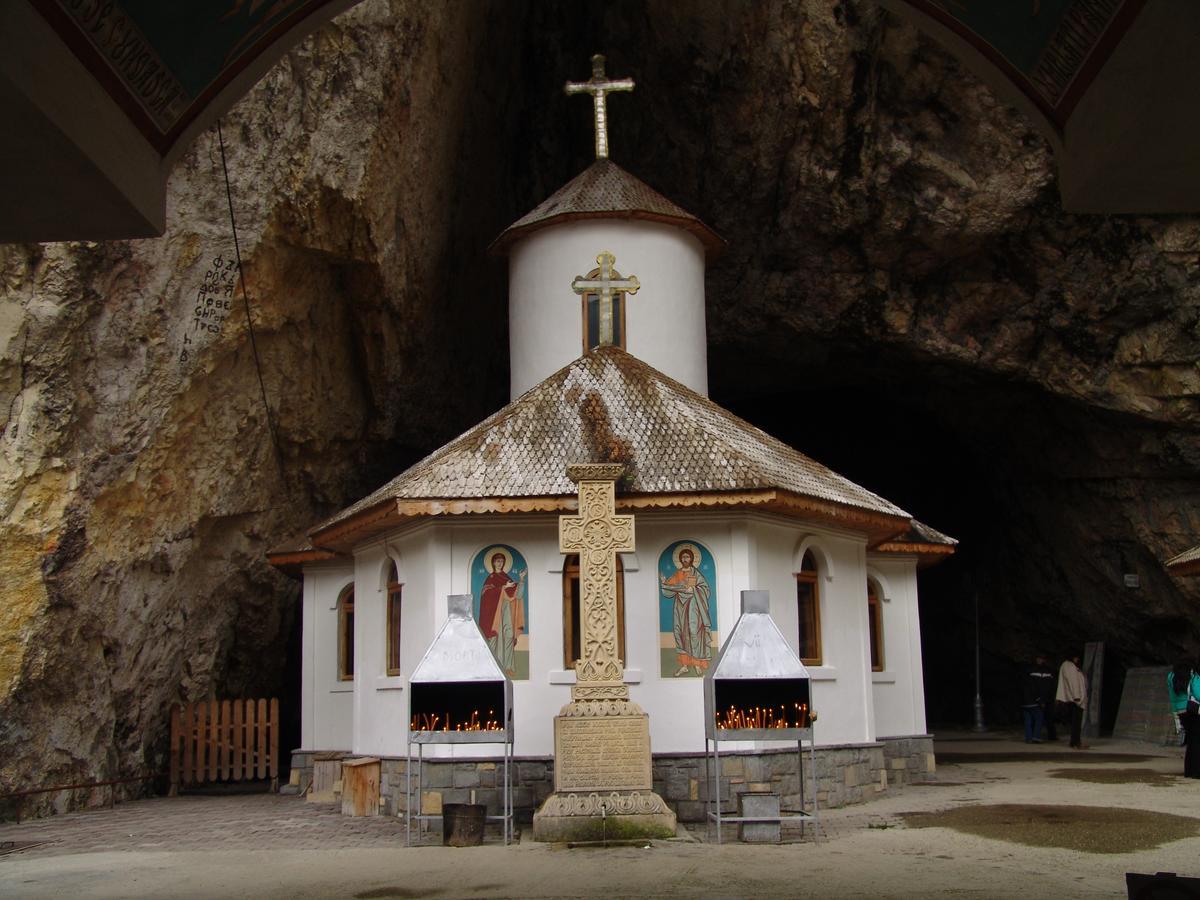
xmin=256 ymin=698 xmax=268 ymax=779
xmin=245 ymin=699 xmax=255 ymax=778
xmin=207 ymin=699 xmax=219 ymax=782
xmin=232 ymin=699 xmax=243 ymax=781
xmin=182 ymin=701 xmax=194 ymax=786
xmin=341 ymin=758 xmax=380 ymax=817
xmin=268 ymin=698 xmax=279 ymax=779
xmin=308 ymin=755 xmax=343 ymax=803
xmin=220 ymin=699 xmax=232 ymax=780
xmin=194 ymin=702 xmax=206 ymax=784
xmin=169 ymin=705 xmax=181 ymax=794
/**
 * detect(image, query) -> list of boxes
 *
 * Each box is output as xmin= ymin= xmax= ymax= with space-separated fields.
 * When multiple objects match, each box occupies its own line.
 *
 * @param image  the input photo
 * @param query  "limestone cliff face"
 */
xmin=2 ymin=0 xmax=1198 ymax=806
xmin=0 ymin=0 xmax=518 ymax=809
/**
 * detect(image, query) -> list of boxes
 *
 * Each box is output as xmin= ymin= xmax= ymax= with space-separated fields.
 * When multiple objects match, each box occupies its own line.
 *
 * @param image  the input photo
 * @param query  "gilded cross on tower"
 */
xmin=564 ymin=54 xmax=634 ymax=160
xmin=559 ymin=464 xmax=635 ymax=700
xmin=572 ymin=251 xmax=639 ymax=348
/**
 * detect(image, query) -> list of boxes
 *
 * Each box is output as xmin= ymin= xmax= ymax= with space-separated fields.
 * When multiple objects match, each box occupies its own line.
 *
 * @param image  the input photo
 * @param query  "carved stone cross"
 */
xmin=559 ymin=464 xmax=635 ymax=698
xmin=564 ymin=54 xmax=634 ymax=160
xmin=572 ymin=251 xmax=640 ymax=348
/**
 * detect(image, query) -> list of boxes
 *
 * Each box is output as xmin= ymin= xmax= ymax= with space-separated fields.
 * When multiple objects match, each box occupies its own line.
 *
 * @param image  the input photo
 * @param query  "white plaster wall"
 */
xmin=428 ymin=513 xmax=736 ymax=757
xmin=624 ymin=517 xmax=733 ymax=754
xmin=302 ymin=512 xmax=930 ymax=758
xmin=867 ymin=556 xmax=928 ymax=737
xmin=350 ymin=528 xmax=442 ymax=757
xmin=507 ymin=220 xmax=708 ymax=399
xmin=751 ymin=521 xmax=875 ymax=746
xmin=301 ymin=563 xmax=356 ymax=751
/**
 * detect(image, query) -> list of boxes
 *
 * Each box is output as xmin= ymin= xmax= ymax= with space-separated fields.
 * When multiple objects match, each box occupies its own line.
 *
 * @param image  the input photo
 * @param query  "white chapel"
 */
xmin=270 ymin=56 xmax=955 ymax=816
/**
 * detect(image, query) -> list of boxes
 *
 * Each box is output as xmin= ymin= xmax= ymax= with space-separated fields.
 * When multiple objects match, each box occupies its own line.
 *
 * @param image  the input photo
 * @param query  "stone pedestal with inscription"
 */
xmin=533 ymin=697 xmax=676 ymax=842
xmin=532 ymin=461 xmax=676 ymax=841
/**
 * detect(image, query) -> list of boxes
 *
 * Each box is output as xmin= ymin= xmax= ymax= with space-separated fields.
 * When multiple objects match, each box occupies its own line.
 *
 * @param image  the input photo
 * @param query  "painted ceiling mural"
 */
xmin=899 ymin=0 xmax=1143 ymax=130
xmin=29 ymin=0 xmax=352 ymax=149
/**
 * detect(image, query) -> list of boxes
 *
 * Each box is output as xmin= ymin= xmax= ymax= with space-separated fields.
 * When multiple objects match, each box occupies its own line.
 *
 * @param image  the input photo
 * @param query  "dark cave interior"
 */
xmin=711 ymin=339 xmax=1192 ymax=731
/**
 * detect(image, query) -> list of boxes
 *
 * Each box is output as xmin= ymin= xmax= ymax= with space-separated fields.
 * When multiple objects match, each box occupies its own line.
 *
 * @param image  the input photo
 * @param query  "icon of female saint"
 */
xmin=475 ymin=546 xmax=527 ymax=678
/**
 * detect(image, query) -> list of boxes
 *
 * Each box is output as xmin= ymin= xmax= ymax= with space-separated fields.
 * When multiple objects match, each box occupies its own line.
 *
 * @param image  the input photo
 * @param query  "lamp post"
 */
xmin=972 ymin=590 xmax=986 ymax=733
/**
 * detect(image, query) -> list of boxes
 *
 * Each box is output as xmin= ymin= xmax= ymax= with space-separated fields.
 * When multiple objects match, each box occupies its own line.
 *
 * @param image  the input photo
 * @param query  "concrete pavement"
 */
xmin=2 ymin=732 xmax=1198 ymax=899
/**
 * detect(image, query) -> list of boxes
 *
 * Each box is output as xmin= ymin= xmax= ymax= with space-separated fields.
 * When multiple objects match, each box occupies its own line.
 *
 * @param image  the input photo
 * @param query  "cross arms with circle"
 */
xmin=572 ymin=251 xmax=639 ymax=347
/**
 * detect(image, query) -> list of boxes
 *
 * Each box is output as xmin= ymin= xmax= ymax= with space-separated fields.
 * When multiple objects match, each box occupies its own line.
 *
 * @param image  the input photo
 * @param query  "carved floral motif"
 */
xmin=558 ymin=698 xmax=647 ymax=717
xmin=538 ymin=791 xmax=671 ymax=817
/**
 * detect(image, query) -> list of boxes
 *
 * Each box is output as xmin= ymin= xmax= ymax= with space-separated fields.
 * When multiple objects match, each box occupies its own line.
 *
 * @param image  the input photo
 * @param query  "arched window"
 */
xmin=867 ymin=577 xmax=884 ymax=672
xmin=563 ymin=554 xmax=625 ymax=669
xmin=337 ymin=585 xmax=355 ymax=681
xmin=386 ymin=561 xmax=403 ymax=676
xmin=795 ymin=550 xmax=822 ymax=666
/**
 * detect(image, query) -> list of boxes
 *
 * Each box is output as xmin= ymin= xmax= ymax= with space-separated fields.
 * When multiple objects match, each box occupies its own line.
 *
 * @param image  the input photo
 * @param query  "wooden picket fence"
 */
xmin=169 ymin=698 xmax=279 ymax=794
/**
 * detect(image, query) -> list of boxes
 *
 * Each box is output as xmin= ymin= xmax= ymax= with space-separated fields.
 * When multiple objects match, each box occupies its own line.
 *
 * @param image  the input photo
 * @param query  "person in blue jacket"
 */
xmin=1167 ymin=662 xmax=1200 ymax=778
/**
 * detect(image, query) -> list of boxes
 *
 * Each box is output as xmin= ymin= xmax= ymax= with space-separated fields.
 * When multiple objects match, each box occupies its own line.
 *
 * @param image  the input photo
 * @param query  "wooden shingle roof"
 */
xmin=490 ymin=160 xmax=725 ymax=256
xmin=309 ymin=347 xmax=912 ymax=550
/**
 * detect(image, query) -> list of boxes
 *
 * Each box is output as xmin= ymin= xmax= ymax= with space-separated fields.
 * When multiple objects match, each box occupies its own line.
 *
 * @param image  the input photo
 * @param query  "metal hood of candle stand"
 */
xmin=704 ymin=590 xmax=812 ymax=740
xmin=409 ymin=594 xmax=513 ymax=744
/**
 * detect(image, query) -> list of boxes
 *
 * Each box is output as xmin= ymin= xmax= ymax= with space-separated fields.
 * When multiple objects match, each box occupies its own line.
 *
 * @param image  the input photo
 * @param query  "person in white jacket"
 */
xmin=1056 ymin=656 xmax=1088 ymax=749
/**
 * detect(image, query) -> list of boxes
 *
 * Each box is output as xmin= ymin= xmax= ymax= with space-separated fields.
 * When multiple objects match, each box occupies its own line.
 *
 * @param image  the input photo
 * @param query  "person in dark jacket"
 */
xmin=1022 ymin=653 xmax=1055 ymax=743
xmin=1034 ymin=653 xmax=1057 ymax=741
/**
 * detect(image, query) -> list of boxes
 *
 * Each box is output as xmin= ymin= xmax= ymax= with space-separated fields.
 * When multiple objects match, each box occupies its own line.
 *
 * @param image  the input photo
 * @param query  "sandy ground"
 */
xmin=3 ymin=733 xmax=1200 ymax=899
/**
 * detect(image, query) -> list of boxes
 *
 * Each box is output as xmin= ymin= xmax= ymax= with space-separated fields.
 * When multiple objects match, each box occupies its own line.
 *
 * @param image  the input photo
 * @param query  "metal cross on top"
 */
xmin=564 ymin=54 xmax=634 ymax=160
xmin=572 ymin=251 xmax=640 ymax=348
xmin=560 ymin=464 xmax=635 ymax=697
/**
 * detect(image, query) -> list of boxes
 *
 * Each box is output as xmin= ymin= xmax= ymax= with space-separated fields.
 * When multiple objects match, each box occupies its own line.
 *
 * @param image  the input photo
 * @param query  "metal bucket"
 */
xmin=442 ymin=803 xmax=487 ymax=847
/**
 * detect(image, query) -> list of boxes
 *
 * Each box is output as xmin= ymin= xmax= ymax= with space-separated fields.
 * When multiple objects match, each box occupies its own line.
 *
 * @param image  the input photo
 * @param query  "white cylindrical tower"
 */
xmin=492 ymin=160 xmax=724 ymax=400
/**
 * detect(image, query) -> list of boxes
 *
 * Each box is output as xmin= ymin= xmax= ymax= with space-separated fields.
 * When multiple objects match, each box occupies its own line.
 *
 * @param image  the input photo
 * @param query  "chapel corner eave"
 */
xmin=1166 ymin=544 xmax=1200 ymax=576
xmin=264 ymin=546 xmax=347 ymax=576
xmin=870 ymin=518 xmax=959 ymax=567
xmin=304 ymin=496 xmax=400 ymax=555
xmin=871 ymin=541 xmax=958 ymax=569
xmin=1167 ymin=559 xmax=1200 ymax=577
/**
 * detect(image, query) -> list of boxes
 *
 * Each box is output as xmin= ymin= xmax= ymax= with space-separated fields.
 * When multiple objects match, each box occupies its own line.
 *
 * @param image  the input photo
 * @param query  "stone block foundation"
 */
xmin=289 ymin=735 xmax=935 ymax=824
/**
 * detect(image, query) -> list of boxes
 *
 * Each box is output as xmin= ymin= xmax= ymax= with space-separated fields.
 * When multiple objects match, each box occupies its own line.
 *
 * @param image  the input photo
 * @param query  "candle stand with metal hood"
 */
xmin=704 ymin=590 xmax=819 ymax=843
xmin=406 ymin=594 xmax=514 ymax=846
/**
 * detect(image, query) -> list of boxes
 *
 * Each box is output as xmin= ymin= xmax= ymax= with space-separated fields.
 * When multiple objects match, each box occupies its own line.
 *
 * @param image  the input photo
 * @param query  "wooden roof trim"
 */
xmin=873 ymin=540 xmax=957 ymax=569
xmin=395 ymin=496 xmax=571 ymax=517
xmin=309 ymin=488 xmax=910 ymax=554
xmin=873 ymin=541 xmax=957 ymax=556
xmin=266 ymin=548 xmax=343 ymax=566
xmin=311 ymin=496 xmax=577 ymax=553
xmin=308 ymin=499 xmax=400 ymax=551
xmin=763 ymin=490 xmax=911 ymax=544
xmin=490 ymin=209 xmax=726 ymax=257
